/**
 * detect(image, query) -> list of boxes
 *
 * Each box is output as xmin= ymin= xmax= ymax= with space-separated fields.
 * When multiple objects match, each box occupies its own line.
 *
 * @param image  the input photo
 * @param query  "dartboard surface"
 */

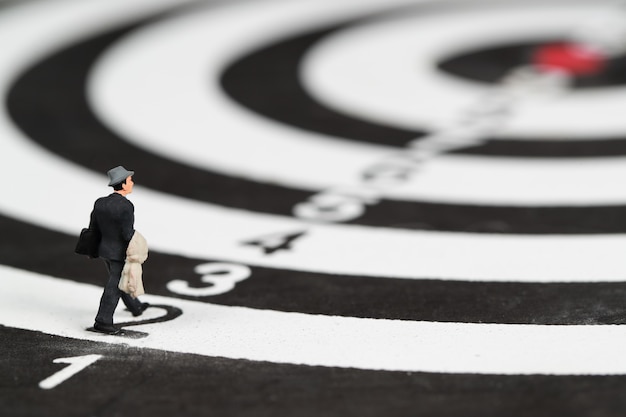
xmin=3 ymin=0 xmax=626 ymax=415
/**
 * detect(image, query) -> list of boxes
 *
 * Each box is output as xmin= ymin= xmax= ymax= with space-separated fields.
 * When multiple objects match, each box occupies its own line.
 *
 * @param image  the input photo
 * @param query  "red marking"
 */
xmin=532 ymin=43 xmax=607 ymax=76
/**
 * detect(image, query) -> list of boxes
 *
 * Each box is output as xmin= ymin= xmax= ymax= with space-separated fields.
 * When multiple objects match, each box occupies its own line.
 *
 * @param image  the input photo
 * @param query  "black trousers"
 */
xmin=95 ymin=259 xmax=143 ymax=325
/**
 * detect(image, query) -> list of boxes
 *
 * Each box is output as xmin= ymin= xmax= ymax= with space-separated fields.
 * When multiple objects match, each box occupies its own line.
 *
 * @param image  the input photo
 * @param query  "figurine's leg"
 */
xmin=94 ymin=259 xmax=124 ymax=325
xmin=121 ymin=291 xmax=148 ymax=316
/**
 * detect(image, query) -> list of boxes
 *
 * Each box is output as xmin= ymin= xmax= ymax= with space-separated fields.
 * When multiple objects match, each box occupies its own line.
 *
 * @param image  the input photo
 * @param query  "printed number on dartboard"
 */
xmin=166 ymin=230 xmax=307 ymax=296
xmin=166 ymin=262 xmax=251 ymax=297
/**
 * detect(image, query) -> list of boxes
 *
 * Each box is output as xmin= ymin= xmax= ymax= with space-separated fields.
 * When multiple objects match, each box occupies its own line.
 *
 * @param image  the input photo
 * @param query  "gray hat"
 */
xmin=107 ymin=165 xmax=134 ymax=186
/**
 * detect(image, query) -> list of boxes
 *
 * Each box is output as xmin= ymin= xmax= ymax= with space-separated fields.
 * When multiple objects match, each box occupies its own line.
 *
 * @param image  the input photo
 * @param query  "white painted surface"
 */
xmin=3 ymin=266 xmax=626 ymax=375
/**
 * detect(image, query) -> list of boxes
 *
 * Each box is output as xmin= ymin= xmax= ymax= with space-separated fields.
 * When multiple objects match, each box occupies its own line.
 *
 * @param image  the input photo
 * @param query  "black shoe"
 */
xmin=131 ymin=302 xmax=150 ymax=317
xmin=93 ymin=322 xmax=122 ymax=335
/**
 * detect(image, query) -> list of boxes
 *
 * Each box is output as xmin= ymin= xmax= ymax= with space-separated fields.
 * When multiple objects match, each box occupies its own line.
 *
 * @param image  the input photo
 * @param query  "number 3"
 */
xmin=166 ymin=262 xmax=251 ymax=297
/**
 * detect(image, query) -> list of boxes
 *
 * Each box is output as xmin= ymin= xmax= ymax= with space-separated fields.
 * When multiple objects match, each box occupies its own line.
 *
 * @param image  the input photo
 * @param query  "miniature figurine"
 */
xmin=89 ymin=166 xmax=149 ymax=335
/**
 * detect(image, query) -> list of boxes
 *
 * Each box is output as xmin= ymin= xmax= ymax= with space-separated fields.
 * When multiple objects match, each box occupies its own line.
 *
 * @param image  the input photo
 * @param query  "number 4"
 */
xmin=242 ymin=230 xmax=307 ymax=254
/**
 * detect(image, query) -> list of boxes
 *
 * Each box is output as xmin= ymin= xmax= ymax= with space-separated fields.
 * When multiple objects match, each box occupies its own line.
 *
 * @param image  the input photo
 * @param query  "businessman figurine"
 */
xmin=89 ymin=166 xmax=149 ymax=335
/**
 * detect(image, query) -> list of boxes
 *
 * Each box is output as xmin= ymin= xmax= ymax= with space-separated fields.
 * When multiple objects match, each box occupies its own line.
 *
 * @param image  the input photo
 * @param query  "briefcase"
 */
xmin=75 ymin=228 xmax=100 ymax=259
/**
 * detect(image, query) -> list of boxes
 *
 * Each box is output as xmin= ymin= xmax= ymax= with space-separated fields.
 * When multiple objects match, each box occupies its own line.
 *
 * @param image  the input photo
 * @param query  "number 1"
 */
xmin=39 ymin=354 xmax=102 ymax=390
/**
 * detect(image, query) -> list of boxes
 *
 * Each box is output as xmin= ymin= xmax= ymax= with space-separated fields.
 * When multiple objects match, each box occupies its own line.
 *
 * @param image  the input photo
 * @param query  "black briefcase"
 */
xmin=75 ymin=228 xmax=100 ymax=259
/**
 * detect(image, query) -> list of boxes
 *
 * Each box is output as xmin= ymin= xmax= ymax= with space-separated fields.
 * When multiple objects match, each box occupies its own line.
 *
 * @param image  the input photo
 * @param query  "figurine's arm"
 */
xmin=88 ymin=202 xmax=101 ymax=235
xmin=119 ymin=202 xmax=135 ymax=245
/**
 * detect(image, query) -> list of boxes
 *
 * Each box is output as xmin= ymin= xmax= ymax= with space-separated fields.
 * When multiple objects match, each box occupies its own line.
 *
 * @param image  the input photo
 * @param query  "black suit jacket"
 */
xmin=89 ymin=193 xmax=135 ymax=261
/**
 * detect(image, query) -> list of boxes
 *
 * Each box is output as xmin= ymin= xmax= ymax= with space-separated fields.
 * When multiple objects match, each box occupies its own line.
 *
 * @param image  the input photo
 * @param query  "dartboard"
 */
xmin=3 ymin=0 xmax=626 ymax=415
